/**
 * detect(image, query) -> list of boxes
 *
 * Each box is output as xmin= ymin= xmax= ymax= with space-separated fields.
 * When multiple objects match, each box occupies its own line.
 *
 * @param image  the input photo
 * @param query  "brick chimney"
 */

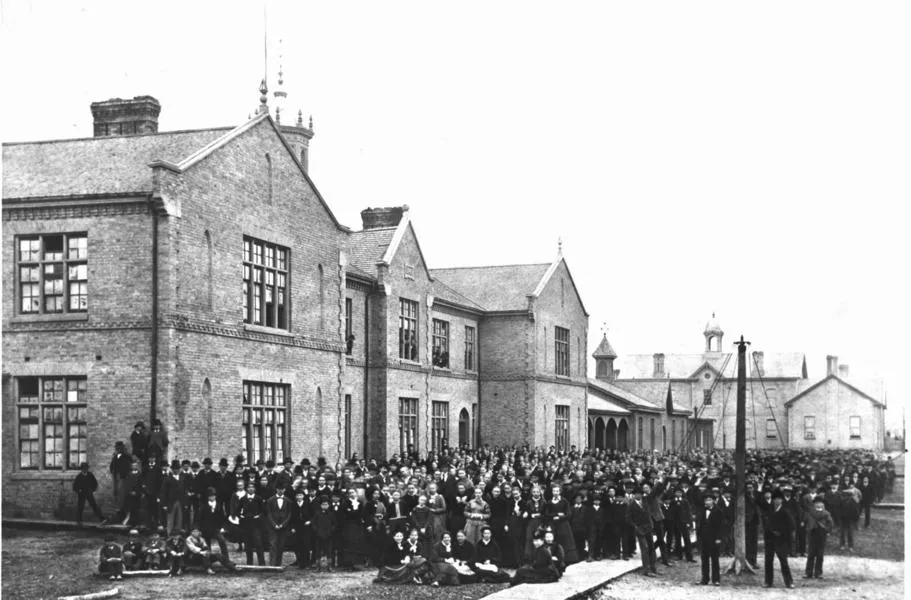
xmin=838 ymin=364 xmax=849 ymax=379
xmin=361 ymin=206 xmax=408 ymax=230
xmin=90 ymin=95 xmax=161 ymax=137
xmin=826 ymin=355 xmax=838 ymax=377
xmin=653 ymin=353 xmax=665 ymax=378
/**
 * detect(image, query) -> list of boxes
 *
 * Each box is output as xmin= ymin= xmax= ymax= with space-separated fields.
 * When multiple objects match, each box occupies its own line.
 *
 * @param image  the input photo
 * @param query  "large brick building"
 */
xmin=1 ymin=95 xmax=588 ymax=518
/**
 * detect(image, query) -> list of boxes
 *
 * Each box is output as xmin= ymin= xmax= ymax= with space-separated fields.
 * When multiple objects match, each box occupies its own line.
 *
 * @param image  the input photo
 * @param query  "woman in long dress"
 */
xmin=428 ymin=531 xmax=462 ymax=587
xmin=426 ymin=483 xmax=448 ymax=546
xmin=523 ymin=486 xmax=546 ymax=560
xmin=463 ymin=486 xmax=491 ymax=545
xmin=543 ymin=484 xmax=578 ymax=564
xmin=449 ymin=483 xmax=469 ymax=537
xmin=373 ymin=529 xmax=432 ymax=584
xmin=510 ymin=530 xmax=560 ymax=586
xmin=340 ymin=488 xmax=368 ymax=569
xmin=409 ymin=494 xmax=433 ymax=556
xmin=472 ymin=526 xmax=511 ymax=583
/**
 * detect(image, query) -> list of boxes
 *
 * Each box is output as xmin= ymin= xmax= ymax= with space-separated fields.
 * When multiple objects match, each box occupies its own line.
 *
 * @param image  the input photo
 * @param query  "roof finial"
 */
xmin=557 ymin=237 xmax=563 ymax=256
xmin=257 ymin=78 xmax=269 ymax=114
xmin=297 ymin=109 xmax=304 ymax=127
xmin=309 ymin=114 xmax=313 ymax=130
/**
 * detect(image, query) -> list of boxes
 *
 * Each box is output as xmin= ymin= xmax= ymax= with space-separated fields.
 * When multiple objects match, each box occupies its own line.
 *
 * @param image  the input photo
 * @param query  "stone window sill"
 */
xmin=243 ymin=323 xmax=294 ymax=337
xmin=10 ymin=471 xmax=75 ymax=481
xmin=10 ymin=313 xmax=89 ymax=323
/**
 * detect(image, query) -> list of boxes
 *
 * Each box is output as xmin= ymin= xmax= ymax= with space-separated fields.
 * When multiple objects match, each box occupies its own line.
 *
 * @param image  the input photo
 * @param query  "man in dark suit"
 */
xmin=265 ymin=479 xmax=293 ymax=566
xmin=198 ymin=486 xmax=232 ymax=565
xmin=763 ymin=489 xmax=794 ymax=588
xmin=626 ymin=488 xmax=657 ymax=577
xmin=109 ymin=441 xmax=133 ymax=507
xmin=744 ymin=480 xmax=761 ymax=568
xmin=696 ymin=494 xmax=723 ymax=585
xmin=290 ymin=489 xmax=313 ymax=568
xmin=604 ymin=486 xmax=628 ymax=559
xmin=158 ymin=460 xmax=186 ymax=535
xmin=236 ymin=481 xmax=266 ymax=566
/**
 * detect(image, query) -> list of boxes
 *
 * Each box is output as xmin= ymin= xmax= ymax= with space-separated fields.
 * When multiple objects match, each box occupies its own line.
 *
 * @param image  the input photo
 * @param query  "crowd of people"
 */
xmin=86 ymin=419 xmax=897 ymax=588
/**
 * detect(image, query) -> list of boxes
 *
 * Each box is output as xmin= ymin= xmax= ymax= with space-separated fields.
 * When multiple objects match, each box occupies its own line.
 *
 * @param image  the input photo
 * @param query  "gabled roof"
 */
xmin=615 ymin=351 xmax=807 ymax=381
xmin=611 ymin=380 xmax=691 ymax=415
xmin=2 ymin=128 xmax=229 ymax=199
xmin=430 ymin=263 xmax=550 ymax=312
xmin=587 ymin=378 xmax=662 ymax=413
xmin=532 ymin=257 xmax=589 ymax=317
xmin=347 ymin=226 xmax=397 ymax=276
xmin=784 ymin=375 xmax=885 ymax=408
xmin=588 ymin=395 xmax=631 ymax=416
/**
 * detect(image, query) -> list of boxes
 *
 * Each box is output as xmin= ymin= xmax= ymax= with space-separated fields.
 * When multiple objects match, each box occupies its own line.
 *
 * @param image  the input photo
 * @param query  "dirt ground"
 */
xmin=0 ymin=527 xmax=507 ymax=600
xmin=593 ymin=509 xmax=905 ymax=600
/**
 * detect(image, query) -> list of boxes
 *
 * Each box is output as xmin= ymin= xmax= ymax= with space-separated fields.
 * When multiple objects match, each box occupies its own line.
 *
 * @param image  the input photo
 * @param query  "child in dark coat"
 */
xmin=145 ymin=528 xmax=167 ymax=570
xmin=166 ymin=529 xmax=187 ymax=577
xmin=804 ymin=497 xmax=834 ymax=579
xmin=98 ymin=534 xmax=123 ymax=580
xmin=122 ymin=529 xmax=145 ymax=571
xmin=311 ymin=497 xmax=337 ymax=571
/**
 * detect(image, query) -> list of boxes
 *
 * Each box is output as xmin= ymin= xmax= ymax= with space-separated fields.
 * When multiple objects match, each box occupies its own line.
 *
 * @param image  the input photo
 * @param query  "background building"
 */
xmin=591 ymin=315 xmax=887 ymax=452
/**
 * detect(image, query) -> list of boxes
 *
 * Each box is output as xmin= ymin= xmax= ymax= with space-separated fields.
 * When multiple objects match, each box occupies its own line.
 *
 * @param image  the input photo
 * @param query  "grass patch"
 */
xmin=1 ymin=527 xmax=507 ymax=600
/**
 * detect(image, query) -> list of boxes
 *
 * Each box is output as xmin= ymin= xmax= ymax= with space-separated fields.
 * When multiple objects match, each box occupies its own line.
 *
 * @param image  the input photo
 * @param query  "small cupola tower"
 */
xmin=593 ymin=332 xmax=618 ymax=381
xmin=704 ymin=312 xmax=724 ymax=353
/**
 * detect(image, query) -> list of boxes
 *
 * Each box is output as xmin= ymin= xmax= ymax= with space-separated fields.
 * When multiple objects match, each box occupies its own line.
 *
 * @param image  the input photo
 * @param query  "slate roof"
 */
xmin=592 ymin=334 xmax=617 ymax=359
xmin=2 ymin=128 xmax=230 ymax=199
xmin=431 ymin=279 xmax=486 ymax=312
xmin=347 ymin=227 xmax=397 ymax=277
xmin=587 ymin=395 xmax=631 ymax=415
xmin=614 ymin=351 xmax=806 ymax=380
xmin=587 ymin=378 xmax=661 ymax=412
xmin=430 ymin=263 xmax=550 ymax=312
xmin=611 ymin=380 xmax=691 ymax=414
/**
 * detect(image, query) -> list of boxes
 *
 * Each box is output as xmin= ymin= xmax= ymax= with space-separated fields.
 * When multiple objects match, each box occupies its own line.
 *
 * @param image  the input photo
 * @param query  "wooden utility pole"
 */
xmin=728 ymin=335 xmax=754 ymax=574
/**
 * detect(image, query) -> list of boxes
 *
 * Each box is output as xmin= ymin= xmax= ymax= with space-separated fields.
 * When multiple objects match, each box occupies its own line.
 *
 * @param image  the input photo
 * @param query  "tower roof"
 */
xmin=592 ymin=333 xmax=617 ymax=359
xmin=704 ymin=312 xmax=724 ymax=336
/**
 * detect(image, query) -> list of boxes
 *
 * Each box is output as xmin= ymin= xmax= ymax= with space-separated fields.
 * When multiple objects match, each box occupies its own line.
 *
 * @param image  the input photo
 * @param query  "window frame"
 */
xmin=464 ymin=325 xmax=476 ymax=371
xmin=241 ymin=381 xmax=290 ymax=465
xmin=554 ymin=326 xmax=570 ymax=376
xmin=555 ymin=404 xmax=570 ymax=451
xmin=399 ymin=397 xmax=419 ymax=455
xmin=432 ymin=319 xmax=450 ymax=368
xmin=398 ymin=298 xmax=419 ymax=361
xmin=804 ymin=415 xmax=816 ymax=440
xmin=849 ymin=415 xmax=861 ymax=439
xmin=242 ymin=236 xmax=290 ymax=330
xmin=16 ymin=233 xmax=89 ymax=315
xmin=431 ymin=401 xmax=449 ymax=452
xmin=703 ymin=389 xmax=713 ymax=405
xmin=766 ymin=418 xmax=777 ymax=439
xmin=16 ymin=376 xmax=88 ymax=471
xmin=345 ymin=298 xmax=353 ymax=355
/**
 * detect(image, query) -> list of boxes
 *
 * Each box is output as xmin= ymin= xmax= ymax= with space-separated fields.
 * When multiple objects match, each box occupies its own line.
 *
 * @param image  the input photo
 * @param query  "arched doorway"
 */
xmin=617 ymin=418 xmax=629 ymax=451
xmin=606 ymin=418 xmax=618 ymax=450
xmin=588 ymin=419 xmax=594 ymax=448
xmin=662 ymin=425 xmax=667 ymax=451
xmin=594 ymin=417 xmax=605 ymax=449
xmin=458 ymin=408 xmax=470 ymax=448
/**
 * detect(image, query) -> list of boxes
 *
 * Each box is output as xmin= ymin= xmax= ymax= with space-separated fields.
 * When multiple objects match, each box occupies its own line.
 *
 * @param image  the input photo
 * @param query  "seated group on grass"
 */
xmin=98 ymin=525 xmax=234 ymax=579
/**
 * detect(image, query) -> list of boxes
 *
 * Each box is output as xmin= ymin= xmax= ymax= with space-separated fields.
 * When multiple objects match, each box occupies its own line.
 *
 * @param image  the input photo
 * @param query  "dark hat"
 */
xmin=170 ymin=460 xmax=181 ymax=469
xmin=294 ymin=489 xmax=306 ymax=496
xmin=234 ymin=454 xmax=245 ymax=465
xmin=190 ymin=461 xmax=200 ymax=469
xmin=219 ymin=457 xmax=229 ymax=467
xmin=80 ymin=462 xmax=89 ymax=469
xmin=206 ymin=486 xmax=217 ymax=497
xmin=772 ymin=489 xmax=785 ymax=500
xmin=134 ymin=421 xmax=145 ymax=428
xmin=301 ymin=458 xmax=311 ymax=466
xmin=319 ymin=495 xmax=330 ymax=504
xmin=265 ymin=460 xmax=275 ymax=469
xmin=114 ymin=441 xmax=125 ymax=448
xmin=181 ymin=459 xmax=191 ymax=467
xmin=283 ymin=456 xmax=294 ymax=464
xmin=255 ymin=459 xmax=265 ymax=467
xmin=202 ymin=457 xmax=213 ymax=465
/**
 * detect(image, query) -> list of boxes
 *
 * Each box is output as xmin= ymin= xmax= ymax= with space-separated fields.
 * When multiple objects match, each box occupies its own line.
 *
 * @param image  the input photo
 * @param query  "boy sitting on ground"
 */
xmin=145 ymin=527 xmax=167 ymax=570
xmin=186 ymin=525 xmax=232 ymax=574
xmin=122 ymin=529 xmax=145 ymax=571
xmin=98 ymin=534 xmax=123 ymax=580
xmin=166 ymin=529 xmax=187 ymax=577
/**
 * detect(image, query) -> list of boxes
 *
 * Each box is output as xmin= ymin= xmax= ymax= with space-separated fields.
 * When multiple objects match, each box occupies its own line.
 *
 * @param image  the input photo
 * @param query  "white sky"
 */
xmin=2 ymin=0 xmax=908 ymax=431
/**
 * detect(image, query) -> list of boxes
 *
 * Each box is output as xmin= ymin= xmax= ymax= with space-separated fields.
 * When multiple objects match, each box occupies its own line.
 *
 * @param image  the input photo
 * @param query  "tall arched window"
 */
xmin=317 ymin=264 xmax=325 ymax=330
xmin=204 ymin=230 xmax=213 ymax=310
xmin=265 ymin=153 xmax=273 ymax=205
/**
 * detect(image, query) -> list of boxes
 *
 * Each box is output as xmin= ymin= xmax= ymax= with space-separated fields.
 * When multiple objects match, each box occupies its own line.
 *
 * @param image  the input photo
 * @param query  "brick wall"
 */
xmin=786 ymin=378 xmax=883 ymax=449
